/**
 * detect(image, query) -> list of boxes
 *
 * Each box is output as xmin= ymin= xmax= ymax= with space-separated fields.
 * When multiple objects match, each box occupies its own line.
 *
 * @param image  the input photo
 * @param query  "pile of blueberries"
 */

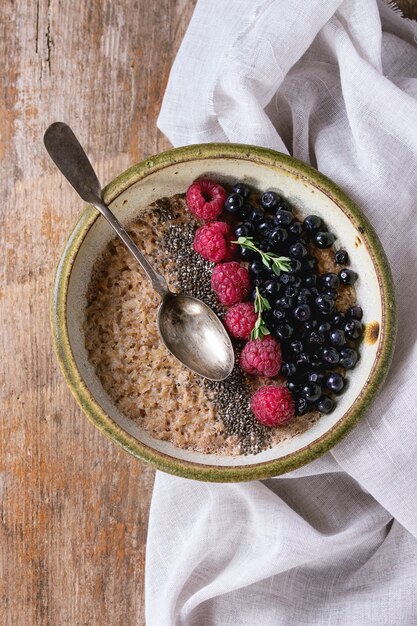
xmin=224 ymin=183 xmax=363 ymax=416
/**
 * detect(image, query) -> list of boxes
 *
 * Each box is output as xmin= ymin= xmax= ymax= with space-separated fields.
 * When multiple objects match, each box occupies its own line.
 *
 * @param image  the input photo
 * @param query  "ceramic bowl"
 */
xmin=51 ymin=144 xmax=396 ymax=482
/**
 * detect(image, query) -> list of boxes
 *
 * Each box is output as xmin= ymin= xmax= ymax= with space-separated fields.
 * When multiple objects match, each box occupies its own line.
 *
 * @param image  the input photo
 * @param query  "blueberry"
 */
xmin=302 ymin=383 xmax=322 ymax=402
xmin=257 ymin=220 xmax=273 ymax=237
xmin=331 ymin=311 xmax=346 ymax=327
xmin=277 ymin=200 xmax=293 ymax=213
xmin=326 ymin=372 xmax=345 ymax=393
xmin=248 ymin=207 xmax=265 ymax=222
xmin=315 ymin=294 xmax=335 ymax=313
xmin=317 ymin=396 xmax=335 ymax=414
xmin=289 ymin=242 xmax=308 ymax=259
xmin=344 ymin=319 xmax=363 ymax=339
xmin=303 ymin=319 xmax=318 ymax=333
xmin=273 ymin=307 xmax=287 ymax=321
xmin=318 ymin=321 xmax=331 ymax=333
xmin=297 ymin=353 xmax=312 ymax=366
xmin=307 ymin=331 xmax=325 ymax=346
xmin=315 ymin=231 xmax=336 ymax=249
xmin=347 ymin=305 xmax=363 ymax=320
xmin=297 ymin=288 xmax=312 ymax=303
xmin=276 ymin=296 xmax=294 ymax=310
xmin=304 ymin=274 xmax=317 ymax=288
xmin=261 ymin=190 xmax=280 ymax=211
xmin=323 ymin=289 xmax=338 ymax=301
xmin=320 ymin=272 xmax=340 ymax=290
xmin=240 ymin=202 xmax=254 ymax=218
xmin=285 ymin=286 xmax=298 ymax=298
xmin=288 ymin=221 xmax=303 ymax=237
xmin=273 ymin=210 xmax=294 ymax=227
xmin=335 ymin=249 xmax=349 ymax=265
xmin=259 ymin=240 xmax=274 ymax=253
xmin=329 ymin=329 xmax=346 ymax=346
xmin=281 ymin=362 xmax=297 ymax=378
xmin=274 ymin=323 xmax=294 ymax=341
xmin=224 ymin=192 xmax=244 ymax=214
xmin=322 ymin=346 xmax=340 ymax=365
xmin=232 ymin=182 xmax=250 ymax=198
xmin=294 ymin=304 xmax=311 ymax=322
xmin=292 ymin=276 xmax=302 ymax=288
xmin=264 ymin=279 xmax=281 ymax=298
xmin=295 ymin=397 xmax=309 ymax=416
xmin=309 ymin=353 xmax=323 ymax=367
xmin=287 ymin=379 xmax=301 ymax=394
xmin=240 ymin=246 xmax=257 ymax=261
xmin=303 ymin=215 xmax=322 ymax=234
xmin=290 ymin=340 xmax=304 ymax=354
xmin=308 ymin=370 xmax=325 ymax=384
xmin=270 ymin=227 xmax=288 ymax=244
xmin=249 ymin=260 xmax=266 ymax=276
xmin=288 ymin=259 xmax=302 ymax=274
xmin=280 ymin=273 xmax=294 ymax=286
xmin=339 ymin=348 xmax=358 ymax=369
xmin=235 ymin=224 xmax=251 ymax=238
xmin=339 ymin=268 xmax=358 ymax=285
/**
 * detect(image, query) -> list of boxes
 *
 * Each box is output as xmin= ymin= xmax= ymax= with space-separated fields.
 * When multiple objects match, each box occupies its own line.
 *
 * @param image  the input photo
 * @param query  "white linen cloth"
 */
xmin=145 ymin=2 xmax=417 ymax=624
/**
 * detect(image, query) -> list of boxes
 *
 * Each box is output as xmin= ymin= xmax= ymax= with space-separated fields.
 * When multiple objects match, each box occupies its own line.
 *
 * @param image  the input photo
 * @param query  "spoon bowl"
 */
xmin=158 ymin=293 xmax=234 ymax=381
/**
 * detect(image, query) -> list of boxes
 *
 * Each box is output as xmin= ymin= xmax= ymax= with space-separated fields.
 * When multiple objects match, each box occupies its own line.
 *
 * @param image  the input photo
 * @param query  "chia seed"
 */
xmin=163 ymin=220 xmax=271 ymax=455
xmin=164 ymin=222 xmax=224 ymax=316
xmin=204 ymin=366 xmax=271 ymax=455
xmin=155 ymin=197 xmax=180 ymax=223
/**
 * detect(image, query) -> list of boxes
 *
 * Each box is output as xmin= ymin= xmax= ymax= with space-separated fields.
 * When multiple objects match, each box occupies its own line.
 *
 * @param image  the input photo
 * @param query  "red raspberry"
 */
xmin=211 ymin=262 xmax=251 ymax=306
xmin=193 ymin=222 xmax=237 ymax=263
xmin=224 ymin=302 xmax=258 ymax=339
xmin=240 ymin=335 xmax=282 ymax=377
xmin=186 ymin=179 xmax=227 ymax=221
xmin=251 ymin=385 xmax=295 ymax=426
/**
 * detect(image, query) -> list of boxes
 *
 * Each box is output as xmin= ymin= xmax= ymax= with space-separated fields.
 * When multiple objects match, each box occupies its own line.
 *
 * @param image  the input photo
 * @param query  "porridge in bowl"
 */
xmin=84 ymin=180 xmax=362 ymax=456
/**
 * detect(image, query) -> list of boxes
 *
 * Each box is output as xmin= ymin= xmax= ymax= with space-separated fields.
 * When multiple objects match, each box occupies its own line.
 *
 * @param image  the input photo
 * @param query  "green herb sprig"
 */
xmin=233 ymin=236 xmax=291 ymax=276
xmin=251 ymin=287 xmax=271 ymax=341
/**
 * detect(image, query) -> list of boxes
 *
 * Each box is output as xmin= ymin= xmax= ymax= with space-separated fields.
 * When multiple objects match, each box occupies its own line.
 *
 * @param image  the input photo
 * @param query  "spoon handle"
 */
xmin=44 ymin=122 xmax=169 ymax=299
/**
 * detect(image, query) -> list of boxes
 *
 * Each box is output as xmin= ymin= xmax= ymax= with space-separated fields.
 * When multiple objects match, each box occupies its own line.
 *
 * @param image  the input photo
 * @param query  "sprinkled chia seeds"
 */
xmin=204 ymin=367 xmax=271 ymax=455
xmin=164 ymin=221 xmax=271 ymax=455
xmin=164 ymin=222 xmax=224 ymax=316
xmin=155 ymin=197 xmax=180 ymax=223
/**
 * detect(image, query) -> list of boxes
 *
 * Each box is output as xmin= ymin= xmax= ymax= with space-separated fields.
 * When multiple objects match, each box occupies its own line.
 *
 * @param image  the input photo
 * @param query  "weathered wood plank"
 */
xmin=0 ymin=1 xmax=195 ymax=624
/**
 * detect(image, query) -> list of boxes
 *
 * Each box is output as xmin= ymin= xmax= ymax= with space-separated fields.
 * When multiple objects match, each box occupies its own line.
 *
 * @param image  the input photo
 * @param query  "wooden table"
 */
xmin=1 ymin=1 xmax=415 ymax=624
xmin=0 ymin=1 xmax=195 ymax=623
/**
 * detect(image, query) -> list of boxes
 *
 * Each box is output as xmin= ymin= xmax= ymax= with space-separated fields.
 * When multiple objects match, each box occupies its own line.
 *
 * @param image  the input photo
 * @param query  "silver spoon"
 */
xmin=44 ymin=122 xmax=234 ymax=381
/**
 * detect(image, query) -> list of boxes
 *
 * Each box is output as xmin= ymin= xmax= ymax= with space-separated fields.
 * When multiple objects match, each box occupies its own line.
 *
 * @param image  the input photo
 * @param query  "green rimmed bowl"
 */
xmin=51 ymin=144 xmax=396 ymax=482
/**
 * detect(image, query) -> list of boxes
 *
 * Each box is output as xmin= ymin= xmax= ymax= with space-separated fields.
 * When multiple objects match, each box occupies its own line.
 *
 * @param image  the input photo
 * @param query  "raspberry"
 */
xmin=251 ymin=385 xmax=295 ymax=426
xmin=193 ymin=222 xmax=237 ymax=263
xmin=211 ymin=262 xmax=251 ymax=306
xmin=186 ymin=179 xmax=227 ymax=221
xmin=240 ymin=335 xmax=282 ymax=377
xmin=224 ymin=302 xmax=257 ymax=340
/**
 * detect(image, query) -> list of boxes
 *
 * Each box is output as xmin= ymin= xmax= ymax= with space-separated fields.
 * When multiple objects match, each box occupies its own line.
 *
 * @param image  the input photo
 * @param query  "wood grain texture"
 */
xmin=0 ymin=1 xmax=195 ymax=624
xmin=397 ymin=0 xmax=417 ymax=20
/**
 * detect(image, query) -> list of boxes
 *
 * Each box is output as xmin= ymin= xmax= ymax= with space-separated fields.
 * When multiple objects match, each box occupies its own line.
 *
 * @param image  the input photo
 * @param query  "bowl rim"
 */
xmin=51 ymin=143 xmax=397 ymax=482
